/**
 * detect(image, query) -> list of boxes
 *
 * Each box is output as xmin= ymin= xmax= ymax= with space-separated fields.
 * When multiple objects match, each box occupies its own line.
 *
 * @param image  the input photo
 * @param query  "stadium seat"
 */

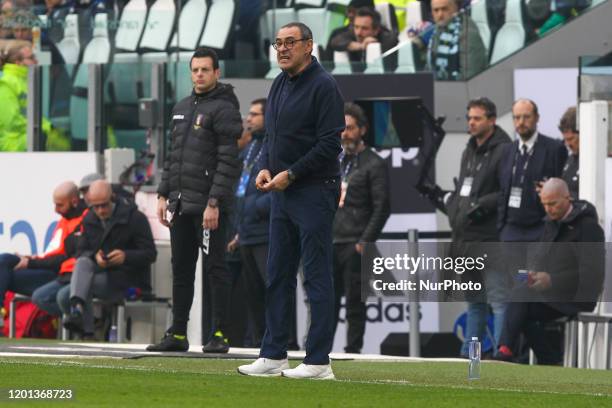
xmin=265 ymin=44 xmax=281 ymax=79
xmin=395 ymin=41 xmax=416 ymax=73
xmin=364 ymin=41 xmax=384 ymax=74
xmin=332 ymin=50 xmax=352 ymax=74
xmin=399 ymin=1 xmax=423 ymax=42
xmin=138 ymin=0 xmax=177 ymax=51
xmin=69 ymin=13 xmax=112 ymax=144
xmin=489 ymin=0 xmax=525 ymax=64
xmin=199 ymin=0 xmax=236 ymax=50
xmin=114 ymin=0 xmax=149 ymax=52
xmin=263 ymin=8 xmax=297 ymax=38
xmin=169 ymin=0 xmax=208 ymax=51
xmin=375 ymin=2 xmax=399 ymax=33
xmin=297 ymin=8 xmax=328 ymax=45
xmin=56 ymin=14 xmax=80 ymax=66
xmin=471 ymin=0 xmax=491 ymax=55
xmin=82 ymin=13 xmax=111 ymax=64
xmin=294 ymin=0 xmax=325 ymax=8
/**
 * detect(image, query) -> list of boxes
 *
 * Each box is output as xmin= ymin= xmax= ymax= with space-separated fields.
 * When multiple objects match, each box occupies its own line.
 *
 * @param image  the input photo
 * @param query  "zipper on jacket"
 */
xmin=177 ymin=96 xmax=199 ymax=203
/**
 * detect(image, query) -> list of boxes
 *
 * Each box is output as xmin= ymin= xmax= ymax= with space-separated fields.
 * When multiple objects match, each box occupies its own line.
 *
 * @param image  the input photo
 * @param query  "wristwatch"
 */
xmin=287 ymin=169 xmax=296 ymax=183
xmin=207 ymin=197 xmax=219 ymax=208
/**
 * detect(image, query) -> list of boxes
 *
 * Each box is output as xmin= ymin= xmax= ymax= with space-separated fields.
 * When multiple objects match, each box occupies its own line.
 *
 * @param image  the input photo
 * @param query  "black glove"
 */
xmin=416 ymin=182 xmax=449 ymax=214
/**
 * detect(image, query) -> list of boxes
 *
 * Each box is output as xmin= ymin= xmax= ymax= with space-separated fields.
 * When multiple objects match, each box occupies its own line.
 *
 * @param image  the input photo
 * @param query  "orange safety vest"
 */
xmin=37 ymin=208 xmax=88 ymax=275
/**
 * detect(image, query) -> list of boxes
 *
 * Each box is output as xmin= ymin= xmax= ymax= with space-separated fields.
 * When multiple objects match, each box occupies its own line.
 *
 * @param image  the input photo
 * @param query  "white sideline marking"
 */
xmin=0 ymin=358 xmax=610 ymax=399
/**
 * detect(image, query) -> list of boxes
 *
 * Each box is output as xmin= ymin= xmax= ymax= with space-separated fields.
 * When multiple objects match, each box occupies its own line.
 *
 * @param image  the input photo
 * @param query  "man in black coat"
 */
xmin=332 ymin=102 xmax=390 ymax=354
xmin=148 ymin=47 xmax=242 ymax=353
xmin=496 ymin=178 xmax=605 ymax=365
xmin=62 ymin=180 xmax=157 ymax=336
xmin=445 ymin=98 xmax=511 ymax=357
xmin=498 ymin=99 xmax=568 ymax=243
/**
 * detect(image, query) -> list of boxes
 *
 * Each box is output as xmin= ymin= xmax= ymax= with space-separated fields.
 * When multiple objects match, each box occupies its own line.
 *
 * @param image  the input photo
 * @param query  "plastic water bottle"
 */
xmin=468 ymin=337 xmax=481 ymax=380
xmin=109 ymin=325 xmax=118 ymax=343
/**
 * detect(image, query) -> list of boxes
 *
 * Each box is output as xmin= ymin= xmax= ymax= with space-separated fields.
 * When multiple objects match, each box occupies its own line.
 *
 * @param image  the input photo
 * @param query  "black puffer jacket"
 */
xmin=447 ymin=126 xmax=511 ymax=243
xmin=333 ymin=148 xmax=390 ymax=243
xmin=158 ymin=83 xmax=242 ymax=214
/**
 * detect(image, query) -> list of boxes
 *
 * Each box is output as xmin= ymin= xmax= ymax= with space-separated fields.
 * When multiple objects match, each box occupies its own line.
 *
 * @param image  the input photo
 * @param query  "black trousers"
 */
xmin=240 ymin=243 xmax=268 ymax=347
xmin=499 ymin=302 xmax=566 ymax=364
xmin=169 ymin=211 xmax=232 ymax=336
xmin=333 ymin=242 xmax=366 ymax=353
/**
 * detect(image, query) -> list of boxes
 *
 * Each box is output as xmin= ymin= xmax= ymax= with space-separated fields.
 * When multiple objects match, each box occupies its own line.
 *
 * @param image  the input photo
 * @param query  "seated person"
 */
xmin=496 ymin=178 xmax=605 ymax=365
xmin=424 ymin=0 xmax=487 ymax=80
xmin=78 ymin=173 xmax=134 ymax=206
xmin=0 ymin=182 xmax=86 ymax=318
xmin=326 ymin=0 xmax=375 ymax=56
xmin=61 ymin=180 xmax=157 ymax=336
xmin=329 ymin=7 xmax=398 ymax=72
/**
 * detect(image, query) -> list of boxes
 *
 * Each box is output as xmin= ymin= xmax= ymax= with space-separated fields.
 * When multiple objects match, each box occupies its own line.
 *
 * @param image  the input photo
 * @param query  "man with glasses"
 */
xmin=238 ymin=22 xmax=344 ymax=380
xmin=227 ymin=98 xmax=272 ymax=348
xmin=61 ymin=180 xmax=156 ymax=337
xmin=148 ymin=47 xmax=242 ymax=353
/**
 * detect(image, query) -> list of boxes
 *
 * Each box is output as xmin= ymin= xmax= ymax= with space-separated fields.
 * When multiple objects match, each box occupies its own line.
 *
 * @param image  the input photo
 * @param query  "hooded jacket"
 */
xmin=0 ymin=63 xmax=70 ymax=152
xmin=531 ymin=200 xmax=605 ymax=315
xmin=447 ymin=126 xmax=511 ymax=243
xmin=158 ymin=83 xmax=242 ymax=214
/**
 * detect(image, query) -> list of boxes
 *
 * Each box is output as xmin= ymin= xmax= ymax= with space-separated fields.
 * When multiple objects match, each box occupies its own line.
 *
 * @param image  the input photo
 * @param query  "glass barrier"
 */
xmin=0 ymin=0 xmax=610 ymax=153
xmin=0 ymin=0 xmax=607 ymax=80
xmin=580 ymin=55 xmax=612 ymax=76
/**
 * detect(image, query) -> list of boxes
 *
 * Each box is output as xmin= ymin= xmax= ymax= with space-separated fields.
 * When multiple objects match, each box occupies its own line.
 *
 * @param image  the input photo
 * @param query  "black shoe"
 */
xmin=202 ymin=332 xmax=229 ymax=353
xmin=63 ymin=311 xmax=84 ymax=334
xmin=146 ymin=332 xmax=189 ymax=352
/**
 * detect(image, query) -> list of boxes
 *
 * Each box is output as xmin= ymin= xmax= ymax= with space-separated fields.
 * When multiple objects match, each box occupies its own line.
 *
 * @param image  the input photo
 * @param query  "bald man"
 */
xmin=1 ymin=181 xmax=87 ymax=320
xmin=61 ymin=180 xmax=156 ymax=337
xmin=496 ymin=178 xmax=604 ymax=365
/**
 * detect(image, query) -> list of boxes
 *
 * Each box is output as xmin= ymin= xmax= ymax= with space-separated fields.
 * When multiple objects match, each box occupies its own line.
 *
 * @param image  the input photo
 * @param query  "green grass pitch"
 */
xmin=1 ymin=353 xmax=612 ymax=407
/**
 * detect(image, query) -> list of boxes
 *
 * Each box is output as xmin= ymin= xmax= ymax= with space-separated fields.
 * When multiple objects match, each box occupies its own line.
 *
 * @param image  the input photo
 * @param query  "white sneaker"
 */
xmin=281 ymin=363 xmax=335 ymax=380
xmin=237 ymin=358 xmax=289 ymax=377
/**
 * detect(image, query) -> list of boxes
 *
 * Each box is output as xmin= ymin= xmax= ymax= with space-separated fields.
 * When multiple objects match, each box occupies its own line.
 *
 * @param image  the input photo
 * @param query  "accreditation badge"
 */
xmin=508 ymin=187 xmax=522 ymax=209
xmin=194 ymin=114 xmax=204 ymax=130
xmin=460 ymin=177 xmax=473 ymax=197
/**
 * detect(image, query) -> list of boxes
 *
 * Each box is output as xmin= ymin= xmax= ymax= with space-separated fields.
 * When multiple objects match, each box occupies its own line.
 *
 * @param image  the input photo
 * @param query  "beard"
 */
xmin=342 ymin=140 xmax=360 ymax=155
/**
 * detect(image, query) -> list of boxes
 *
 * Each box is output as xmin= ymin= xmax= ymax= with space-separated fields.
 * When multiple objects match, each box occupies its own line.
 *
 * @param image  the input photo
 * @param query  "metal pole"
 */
xmin=26 ymin=66 xmax=42 ymax=151
xmin=87 ymin=64 xmax=104 ymax=154
xmin=151 ymin=62 xmax=167 ymax=181
xmin=407 ymin=229 xmax=420 ymax=357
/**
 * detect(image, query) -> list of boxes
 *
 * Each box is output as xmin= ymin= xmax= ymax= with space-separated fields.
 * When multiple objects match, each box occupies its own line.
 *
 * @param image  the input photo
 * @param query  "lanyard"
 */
xmin=339 ymin=152 xmax=357 ymax=181
xmin=511 ymin=145 xmax=534 ymax=186
xmin=243 ymin=140 xmax=263 ymax=171
xmin=466 ymin=150 xmax=489 ymax=178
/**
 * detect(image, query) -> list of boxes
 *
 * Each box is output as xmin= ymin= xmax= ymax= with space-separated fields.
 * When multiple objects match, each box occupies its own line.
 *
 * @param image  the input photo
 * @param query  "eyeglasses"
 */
xmin=90 ymin=201 xmax=111 ymax=210
xmin=273 ymin=38 xmax=309 ymax=50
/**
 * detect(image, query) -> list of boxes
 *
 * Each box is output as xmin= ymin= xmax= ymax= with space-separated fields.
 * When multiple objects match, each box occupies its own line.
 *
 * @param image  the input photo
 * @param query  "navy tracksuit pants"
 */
xmin=260 ymin=180 xmax=339 ymax=365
